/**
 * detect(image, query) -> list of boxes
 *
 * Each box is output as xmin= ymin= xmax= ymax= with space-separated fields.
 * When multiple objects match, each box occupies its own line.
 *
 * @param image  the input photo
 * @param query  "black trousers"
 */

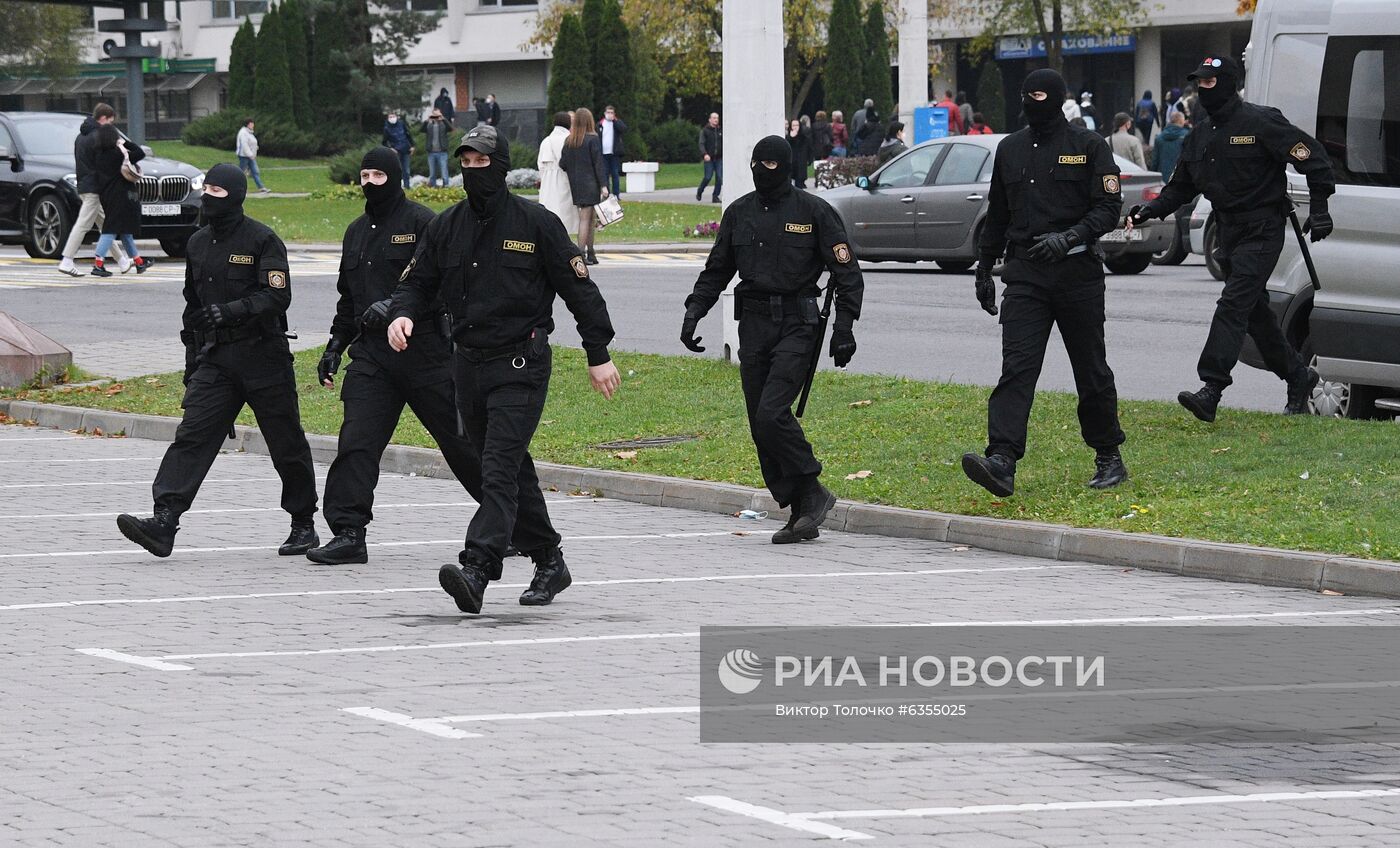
xmin=987 ymin=266 xmax=1125 ymax=461
xmin=322 ymin=345 xmax=542 ymax=553
xmin=153 ymin=361 xmax=317 ymax=520
xmin=737 ymin=307 xmax=823 ymax=507
xmin=1199 ymin=216 xmax=1303 ymax=386
xmin=452 ymin=340 xmax=560 ymax=570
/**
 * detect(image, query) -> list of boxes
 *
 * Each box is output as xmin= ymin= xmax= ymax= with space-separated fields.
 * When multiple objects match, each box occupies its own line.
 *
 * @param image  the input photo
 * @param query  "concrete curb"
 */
xmin=5 ymin=399 xmax=1398 ymax=599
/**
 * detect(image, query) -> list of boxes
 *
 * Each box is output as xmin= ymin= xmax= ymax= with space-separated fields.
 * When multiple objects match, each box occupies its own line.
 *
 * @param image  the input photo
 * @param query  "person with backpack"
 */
xmin=1134 ymin=90 xmax=1160 ymax=143
xmin=90 ymin=124 xmax=152 ymax=277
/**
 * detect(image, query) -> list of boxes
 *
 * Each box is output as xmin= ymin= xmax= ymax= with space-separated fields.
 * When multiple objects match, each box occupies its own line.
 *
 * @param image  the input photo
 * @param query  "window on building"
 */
xmin=1317 ymin=36 xmax=1400 ymax=188
xmin=477 ymin=0 xmax=538 ymax=8
xmin=378 ymin=0 xmax=448 ymax=9
xmin=211 ymin=1 xmax=269 ymax=18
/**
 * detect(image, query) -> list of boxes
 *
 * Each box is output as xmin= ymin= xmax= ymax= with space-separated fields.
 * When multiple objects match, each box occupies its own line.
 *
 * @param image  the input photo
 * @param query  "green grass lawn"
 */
xmin=9 ymin=347 xmax=1398 ymax=561
xmin=651 ymin=162 xmax=704 ymax=191
xmin=149 ymin=141 xmax=332 ymax=194
xmin=244 ymin=196 xmax=714 ymax=244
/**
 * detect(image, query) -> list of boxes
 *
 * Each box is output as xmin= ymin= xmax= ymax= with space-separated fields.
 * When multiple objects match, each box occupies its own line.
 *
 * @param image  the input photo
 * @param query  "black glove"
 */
xmin=1025 ymin=230 xmax=1080 ymax=263
xmin=318 ymin=335 xmax=349 ymax=387
xmin=680 ymin=306 xmax=706 ymax=352
xmin=1303 ymin=209 xmax=1333 ymax=243
xmin=829 ymin=321 xmax=856 ymax=368
xmin=192 ymin=303 xmax=227 ymax=332
xmin=1126 ymin=204 xmax=1151 ymax=227
xmin=975 ymin=265 xmax=998 ymax=316
xmin=360 ymin=298 xmax=393 ymax=331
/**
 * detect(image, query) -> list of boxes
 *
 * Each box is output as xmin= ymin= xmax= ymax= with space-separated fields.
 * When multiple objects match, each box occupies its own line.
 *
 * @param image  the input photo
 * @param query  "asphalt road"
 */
xmin=1 ymin=246 xmax=1288 ymax=411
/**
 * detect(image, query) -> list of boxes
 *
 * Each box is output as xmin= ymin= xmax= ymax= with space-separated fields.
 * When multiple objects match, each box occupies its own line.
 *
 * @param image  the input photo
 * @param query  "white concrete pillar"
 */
xmin=1133 ymin=27 xmax=1163 ymax=142
xmin=721 ymin=0 xmax=785 ymax=204
xmin=898 ymin=0 xmax=929 ymax=121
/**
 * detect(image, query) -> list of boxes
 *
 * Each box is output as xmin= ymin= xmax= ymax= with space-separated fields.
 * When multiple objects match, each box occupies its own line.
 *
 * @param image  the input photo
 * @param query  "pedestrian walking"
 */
xmin=936 ymin=90 xmax=964 ymax=135
xmin=696 ymin=112 xmax=723 ymax=203
xmin=1150 ymin=110 xmax=1190 ymax=181
xmin=850 ymin=99 xmax=873 ymax=146
xmin=559 ymin=107 xmax=608 ymax=265
xmin=830 ymin=110 xmax=849 ymax=157
xmin=386 ymin=125 xmax=621 ymax=614
xmin=812 ymin=110 xmax=834 ymax=160
xmin=473 ymin=96 xmax=488 ymax=127
xmin=962 ymin=68 xmax=1128 ymax=498
xmin=1134 ymin=90 xmax=1161 ymax=143
xmin=1110 ymin=112 xmax=1147 ymax=169
xmin=484 ymin=93 xmax=501 ymax=127
xmin=957 ymin=92 xmax=975 ymax=137
xmin=89 ymin=124 xmax=152 ymax=277
xmin=786 ymin=118 xmax=812 ymax=188
xmin=598 ymin=105 xmax=627 ymax=197
xmin=856 ymin=104 xmax=883 ymax=157
xmin=433 ymin=86 xmax=456 ymax=127
xmin=57 ymin=103 xmax=128 ymax=276
xmin=422 ymin=108 xmax=452 ymax=187
xmin=537 ymin=111 xmax=580 ymax=234
xmin=236 ymin=118 xmax=270 ymax=193
xmin=680 ymin=135 xmax=864 ymax=544
xmin=1061 ymin=92 xmax=1082 ymax=123
xmin=967 ymin=112 xmax=995 ymax=134
xmin=1079 ymin=91 xmax=1099 ymax=132
xmin=877 ymin=120 xmax=907 ymax=164
xmin=116 ymin=164 xmax=318 ymax=558
xmin=1126 ymin=55 xmax=1335 ymax=421
xmin=381 ymin=112 xmax=415 ymax=188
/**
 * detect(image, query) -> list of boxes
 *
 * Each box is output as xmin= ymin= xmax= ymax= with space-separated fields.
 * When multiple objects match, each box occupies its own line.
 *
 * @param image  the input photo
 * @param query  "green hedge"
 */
xmin=645 ymin=119 xmax=698 ymax=164
xmin=182 ymin=111 xmax=351 ymax=159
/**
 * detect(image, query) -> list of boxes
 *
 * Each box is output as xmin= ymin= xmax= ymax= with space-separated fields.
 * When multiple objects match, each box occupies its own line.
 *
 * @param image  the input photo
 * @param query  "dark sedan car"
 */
xmin=0 ymin=111 xmax=203 ymax=259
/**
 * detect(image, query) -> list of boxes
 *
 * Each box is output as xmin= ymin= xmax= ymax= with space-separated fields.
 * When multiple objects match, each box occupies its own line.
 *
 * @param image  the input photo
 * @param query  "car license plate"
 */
xmin=142 ymin=204 xmax=181 ymax=217
xmin=1100 ymin=227 xmax=1144 ymax=243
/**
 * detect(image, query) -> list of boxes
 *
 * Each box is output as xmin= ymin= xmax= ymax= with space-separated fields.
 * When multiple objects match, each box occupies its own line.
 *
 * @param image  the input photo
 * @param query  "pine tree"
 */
xmin=591 ymin=0 xmax=635 ymax=123
xmin=861 ymin=1 xmax=892 ymax=119
xmin=281 ymin=0 xmax=312 ymax=129
xmin=975 ymin=61 xmax=1006 ymax=133
xmin=823 ymin=0 xmax=864 ymax=120
xmin=227 ymin=18 xmax=257 ymax=110
xmin=253 ymin=4 xmax=294 ymax=122
xmin=546 ymin=13 xmax=593 ymax=117
xmin=310 ymin=0 xmax=350 ymax=124
xmin=629 ymin=25 xmax=664 ymax=135
xmin=580 ymin=0 xmax=606 ymax=99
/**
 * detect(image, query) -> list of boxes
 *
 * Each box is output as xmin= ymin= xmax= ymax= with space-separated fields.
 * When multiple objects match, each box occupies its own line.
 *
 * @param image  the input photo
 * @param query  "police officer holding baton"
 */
xmin=1126 ymin=55 xmax=1335 ymax=421
xmin=388 ymin=126 xmax=620 ymax=615
xmin=117 ymin=164 xmax=319 ymax=557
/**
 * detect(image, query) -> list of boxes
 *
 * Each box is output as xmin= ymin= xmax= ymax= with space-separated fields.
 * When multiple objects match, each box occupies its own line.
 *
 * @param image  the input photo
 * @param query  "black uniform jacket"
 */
xmin=979 ymin=116 xmax=1123 ymax=266
xmin=686 ymin=186 xmax=864 ymax=323
xmin=391 ymin=193 xmax=616 ymax=366
xmin=181 ymin=214 xmax=293 ymax=386
xmin=1148 ymin=97 xmax=1335 ymax=218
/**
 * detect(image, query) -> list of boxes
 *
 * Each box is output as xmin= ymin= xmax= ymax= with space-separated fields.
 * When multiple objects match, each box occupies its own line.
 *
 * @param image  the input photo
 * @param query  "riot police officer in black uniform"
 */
xmin=681 ymin=136 xmax=864 ymax=543
xmin=117 ymin=164 xmax=319 ymax=557
xmin=388 ymin=126 xmax=620 ymax=615
xmin=1127 ymin=55 xmax=1335 ymax=421
xmin=962 ymin=68 xmax=1127 ymax=498
xmin=308 ymin=148 xmax=548 ymax=564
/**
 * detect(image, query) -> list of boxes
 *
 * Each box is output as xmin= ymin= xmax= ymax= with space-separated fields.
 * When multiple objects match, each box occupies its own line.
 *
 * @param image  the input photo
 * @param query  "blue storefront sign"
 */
xmin=995 ymin=33 xmax=1136 ymax=60
xmin=912 ymin=105 xmax=949 ymax=145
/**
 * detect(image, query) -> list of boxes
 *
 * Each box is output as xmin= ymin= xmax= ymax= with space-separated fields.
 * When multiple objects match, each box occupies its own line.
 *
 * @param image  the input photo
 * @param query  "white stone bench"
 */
xmin=622 ymin=161 xmax=659 ymax=193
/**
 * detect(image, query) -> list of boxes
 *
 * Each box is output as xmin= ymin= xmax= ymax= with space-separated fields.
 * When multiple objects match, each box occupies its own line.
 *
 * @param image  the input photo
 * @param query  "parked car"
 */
xmin=817 ymin=134 xmax=1173 ymax=275
xmin=1186 ymin=195 xmax=1227 ymax=281
xmin=0 ymin=111 xmax=203 ymax=259
xmin=1237 ymin=0 xmax=1400 ymax=418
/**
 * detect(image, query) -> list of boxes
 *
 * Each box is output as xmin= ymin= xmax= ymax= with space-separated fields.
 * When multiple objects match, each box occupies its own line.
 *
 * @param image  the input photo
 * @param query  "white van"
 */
xmin=1243 ymin=0 xmax=1400 ymax=418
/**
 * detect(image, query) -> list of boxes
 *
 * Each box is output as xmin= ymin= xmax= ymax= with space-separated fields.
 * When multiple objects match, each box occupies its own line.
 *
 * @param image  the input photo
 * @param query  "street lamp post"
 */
xmin=898 ymin=0 xmax=929 ymax=121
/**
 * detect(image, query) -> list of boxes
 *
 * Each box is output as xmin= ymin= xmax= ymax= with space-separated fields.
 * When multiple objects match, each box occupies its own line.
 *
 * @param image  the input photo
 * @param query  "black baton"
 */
xmin=1288 ymin=210 xmax=1322 ymax=291
xmin=795 ymin=285 xmax=836 ymax=419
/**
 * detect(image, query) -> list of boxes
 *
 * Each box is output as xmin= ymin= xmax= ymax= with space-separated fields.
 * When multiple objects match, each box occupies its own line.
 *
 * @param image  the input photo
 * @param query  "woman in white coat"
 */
xmin=537 ymin=111 xmax=579 ymax=233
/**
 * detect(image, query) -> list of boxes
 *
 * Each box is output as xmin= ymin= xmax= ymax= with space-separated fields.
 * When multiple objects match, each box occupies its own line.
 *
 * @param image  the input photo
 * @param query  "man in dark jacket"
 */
xmin=381 ymin=112 xmax=414 ymax=188
xmin=696 ymin=112 xmax=723 ymax=203
xmin=433 ymin=87 xmax=456 ymax=127
xmin=422 ymin=108 xmax=452 ymax=187
xmin=387 ymin=126 xmax=621 ymax=614
xmin=598 ymin=105 xmax=627 ymax=198
xmin=58 ymin=103 xmax=128 ymax=276
xmin=1149 ymin=110 xmax=1190 ymax=182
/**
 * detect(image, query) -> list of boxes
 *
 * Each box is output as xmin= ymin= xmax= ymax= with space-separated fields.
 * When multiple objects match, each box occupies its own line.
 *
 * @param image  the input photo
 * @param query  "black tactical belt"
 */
xmin=209 ymin=324 xmax=266 ymax=344
xmin=456 ymin=337 xmax=531 ymax=364
xmin=1214 ymin=205 xmax=1287 ymax=225
xmin=739 ymin=294 xmax=818 ymax=322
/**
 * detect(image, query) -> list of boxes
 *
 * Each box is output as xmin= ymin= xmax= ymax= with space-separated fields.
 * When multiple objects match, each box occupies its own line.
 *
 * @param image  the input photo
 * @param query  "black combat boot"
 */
xmin=305 ymin=527 xmax=367 ymax=564
xmin=791 ymin=479 xmax=837 ymax=535
xmin=520 ymin=546 xmax=572 ymax=606
xmin=1284 ymin=366 xmax=1320 ymax=415
xmin=1177 ymin=382 xmax=1226 ymax=422
xmin=116 ymin=507 xmax=179 ymax=558
xmin=772 ymin=494 xmax=818 ymax=544
xmin=1088 ymin=450 xmax=1129 ymax=490
xmin=962 ymin=452 xmax=1016 ymax=497
xmin=439 ymin=553 xmax=492 ymax=614
xmin=278 ymin=518 xmax=320 ymax=556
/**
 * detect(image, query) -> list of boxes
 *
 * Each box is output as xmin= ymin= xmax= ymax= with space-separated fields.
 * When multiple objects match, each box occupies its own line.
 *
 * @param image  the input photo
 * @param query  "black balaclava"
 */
xmin=1021 ymin=68 xmax=1068 ymax=130
xmin=750 ymin=135 xmax=792 ymax=199
xmin=360 ymin=146 xmax=403 ymax=216
xmin=202 ymin=163 xmax=247 ymax=235
xmin=463 ymin=134 xmax=511 ymax=215
xmin=1197 ymin=72 xmax=1239 ymax=116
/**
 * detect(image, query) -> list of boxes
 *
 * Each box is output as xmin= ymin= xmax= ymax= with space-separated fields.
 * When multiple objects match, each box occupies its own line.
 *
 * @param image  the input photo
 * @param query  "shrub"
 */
xmin=507 ymin=168 xmax=541 ymax=189
xmin=181 ymin=111 xmax=325 ymax=159
xmin=814 ymin=155 xmax=879 ymax=189
xmin=645 ymin=119 xmax=698 ymax=164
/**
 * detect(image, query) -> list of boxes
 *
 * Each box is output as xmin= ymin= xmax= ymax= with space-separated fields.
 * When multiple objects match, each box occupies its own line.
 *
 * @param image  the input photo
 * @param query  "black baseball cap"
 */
xmin=1188 ymin=55 xmax=1241 ymax=81
xmin=453 ymin=125 xmax=498 ymax=158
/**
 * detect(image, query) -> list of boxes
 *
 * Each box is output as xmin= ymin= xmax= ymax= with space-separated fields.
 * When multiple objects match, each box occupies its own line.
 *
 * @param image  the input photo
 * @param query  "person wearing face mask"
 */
xmin=381 ymin=112 xmax=415 ymax=189
xmin=386 ymin=125 xmax=621 ymax=614
xmin=680 ymin=136 xmax=864 ymax=545
xmin=1126 ymin=56 xmax=1335 ymax=422
xmin=116 ymin=164 xmax=319 ymax=559
xmin=962 ymin=68 xmax=1128 ymax=499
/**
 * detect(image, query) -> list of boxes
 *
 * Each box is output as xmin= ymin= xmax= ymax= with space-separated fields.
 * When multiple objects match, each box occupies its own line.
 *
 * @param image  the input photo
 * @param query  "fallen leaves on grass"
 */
xmin=1299 ymin=471 xmax=1311 ymax=480
xmin=848 ymin=399 xmax=873 ymax=408
xmin=845 ymin=469 xmax=873 ymax=480
xmin=613 ymin=450 xmax=638 ymax=460
xmin=104 ymin=384 xmax=124 ymax=397
xmin=1211 ymin=446 xmax=1231 ymax=454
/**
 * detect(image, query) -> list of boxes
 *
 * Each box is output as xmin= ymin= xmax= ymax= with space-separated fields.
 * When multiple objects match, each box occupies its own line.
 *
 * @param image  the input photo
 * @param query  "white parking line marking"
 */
xmin=0 ymin=475 xmax=328 ymax=489
xmin=0 ymin=436 xmax=93 ymax=442
xmin=439 ymin=705 xmax=699 ymax=723
xmin=0 ymin=499 xmax=614 ymax=520
xmin=74 ymin=648 xmax=194 ymax=671
xmin=0 ymin=565 xmax=1088 ymax=611
xmin=690 ymin=796 xmax=873 ymax=841
xmin=341 ymin=707 xmax=480 ymax=740
xmin=0 ymin=456 xmax=170 ymax=463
